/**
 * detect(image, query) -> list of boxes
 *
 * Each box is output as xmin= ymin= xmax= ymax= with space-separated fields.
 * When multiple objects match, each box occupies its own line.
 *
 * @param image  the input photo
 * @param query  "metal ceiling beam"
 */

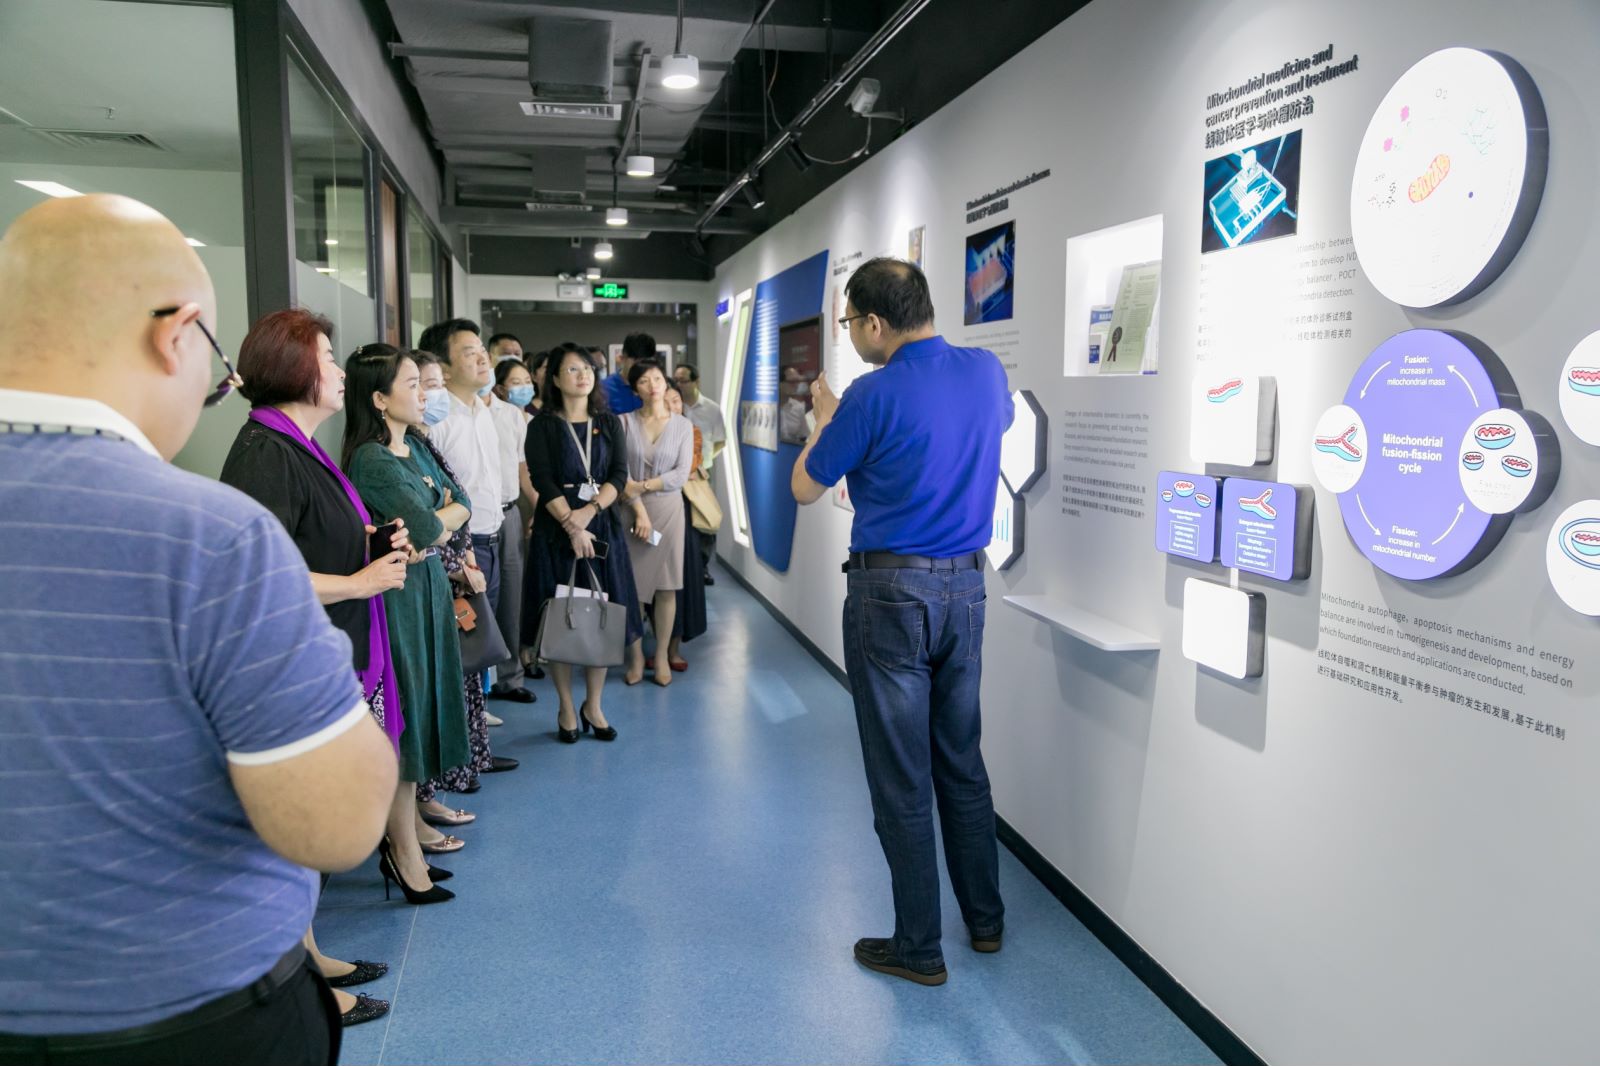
xmin=444 ymin=204 xmax=757 ymax=235
xmin=389 ymin=43 xmax=730 ymax=73
xmin=696 ymin=0 xmax=933 ymax=233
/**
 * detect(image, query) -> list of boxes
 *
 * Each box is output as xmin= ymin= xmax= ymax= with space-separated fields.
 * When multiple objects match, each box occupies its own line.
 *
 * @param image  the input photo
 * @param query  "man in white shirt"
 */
xmin=484 ymin=375 xmax=535 ymax=704
xmin=418 ymin=318 xmax=520 ymax=769
xmin=674 ymin=362 xmax=726 ymax=582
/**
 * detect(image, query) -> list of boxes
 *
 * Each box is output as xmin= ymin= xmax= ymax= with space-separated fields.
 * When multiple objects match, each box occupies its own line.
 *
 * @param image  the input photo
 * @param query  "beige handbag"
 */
xmin=683 ymin=477 xmax=723 ymax=534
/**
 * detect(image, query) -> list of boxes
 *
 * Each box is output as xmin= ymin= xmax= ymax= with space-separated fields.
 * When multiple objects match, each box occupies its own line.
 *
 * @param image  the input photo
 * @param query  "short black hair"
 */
xmin=621 ymin=332 xmax=656 ymax=363
xmin=417 ymin=318 xmax=481 ymax=364
xmin=486 ymin=332 xmax=522 ymax=352
xmin=845 ymin=257 xmax=934 ymax=332
xmin=627 ymin=357 xmax=667 ymax=390
xmin=494 ymin=358 xmax=529 ymax=386
xmin=675 ymin=362 xmax=699 ymax=382
xmin=526 ymin=349 xmax=550 ymax=375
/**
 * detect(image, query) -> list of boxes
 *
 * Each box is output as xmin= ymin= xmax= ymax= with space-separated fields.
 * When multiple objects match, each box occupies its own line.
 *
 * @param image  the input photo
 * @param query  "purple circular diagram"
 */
xmin=1334 ymin=329 xmax=1513 ymax=579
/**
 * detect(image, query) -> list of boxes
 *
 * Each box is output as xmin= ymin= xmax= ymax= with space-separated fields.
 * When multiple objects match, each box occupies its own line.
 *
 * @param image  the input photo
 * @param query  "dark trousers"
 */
xmin=470 ymin=533 xmax=502 ymax=613
xmin=490 ymin=506 xmax=526 ymax=690
xmin=0 ymin=957 xmax=339 ymax=1066
xmin=698 ymin=529 xmax=717 ymax=571
xmin=842 ymin=566 xmax=1005 ymax=969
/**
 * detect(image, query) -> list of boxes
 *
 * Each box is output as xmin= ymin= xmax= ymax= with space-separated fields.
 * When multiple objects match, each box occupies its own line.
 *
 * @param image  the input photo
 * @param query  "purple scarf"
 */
xmin=248 ymin=407 xmax=404 ymax=752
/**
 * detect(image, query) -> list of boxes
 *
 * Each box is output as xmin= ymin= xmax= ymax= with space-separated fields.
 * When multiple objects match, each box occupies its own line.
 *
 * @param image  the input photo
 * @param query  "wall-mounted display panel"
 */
xmin=1558 ymin=330 xmax=1600 ymax=446
xmin=1181 ymin=578 xmax=1265 ymax=679
xmin=1219 ymin=478 xmax=1314 ymax=581
xmin=1189 ymin=373 xmax=1276 ymax=466
xmin=1062 ymin=215 xmax=1164 ymax=376
xmin=1155 ymin=471 xmax=1221 ymax=562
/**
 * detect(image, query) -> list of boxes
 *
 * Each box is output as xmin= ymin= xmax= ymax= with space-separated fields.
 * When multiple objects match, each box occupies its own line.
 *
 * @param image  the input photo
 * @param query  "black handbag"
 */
xmin=455 ymin=588 xmax=510 ymax=674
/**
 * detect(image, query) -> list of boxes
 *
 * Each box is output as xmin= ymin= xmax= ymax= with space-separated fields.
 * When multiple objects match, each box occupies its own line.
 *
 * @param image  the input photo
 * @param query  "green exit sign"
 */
xmin=592 ymin=282 xmax=629 ymax=299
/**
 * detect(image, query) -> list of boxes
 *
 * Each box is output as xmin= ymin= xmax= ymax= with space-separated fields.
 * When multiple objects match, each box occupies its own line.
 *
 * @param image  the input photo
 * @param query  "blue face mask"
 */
xmin=476 ymin=381 xmax=494 ymax=397
xmin=508 ymin=384 xmax=536 ymax=408
xmin=422 ymin=387 xmax=451 ymax=426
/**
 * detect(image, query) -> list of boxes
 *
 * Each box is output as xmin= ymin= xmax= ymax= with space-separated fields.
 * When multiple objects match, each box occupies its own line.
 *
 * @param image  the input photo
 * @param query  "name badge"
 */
xmin=577 ymin=482 xmax=598 ymax=502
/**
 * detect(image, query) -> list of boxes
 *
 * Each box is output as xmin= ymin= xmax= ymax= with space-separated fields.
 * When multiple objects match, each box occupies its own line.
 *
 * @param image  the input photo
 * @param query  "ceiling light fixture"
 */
xmin=325 ymin=238 xmax=339 ymax=246
xmin=625 ymin=154 xmax=654 ymax=177
xmin=185 ymin=237 xmax=206 ymax=248
xmin=606 ymin=165 xmax=627 ymax=226
xmin=661 ymin=0 xmax=699 ymax=89
xmin=15 ymin=179 xmax=81 ymax=198
xmin=585 ymin=265 xmax=602 ymax=280
xmin=741 ymin=179 xmax=766 ymax=210
xmin=594 ymin=240 xmax=614 ymax=261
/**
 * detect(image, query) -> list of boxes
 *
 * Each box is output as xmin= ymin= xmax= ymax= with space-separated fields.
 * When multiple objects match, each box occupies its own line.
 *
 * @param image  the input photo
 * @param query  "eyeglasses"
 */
xmin=837 ymin=313 xmax=869 ymax=328
xmin=151 ymin=307 xmax=240 ymax=407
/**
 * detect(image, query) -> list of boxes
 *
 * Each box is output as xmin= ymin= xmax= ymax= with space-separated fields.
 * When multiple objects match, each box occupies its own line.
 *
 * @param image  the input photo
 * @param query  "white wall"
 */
xmin=707 ymin=1 xmax=1600 ymax=1063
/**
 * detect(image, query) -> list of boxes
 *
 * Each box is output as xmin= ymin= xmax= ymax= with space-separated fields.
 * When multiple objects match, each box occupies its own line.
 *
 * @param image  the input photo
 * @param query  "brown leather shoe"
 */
xmin=971 ymin=928 xmax=1003 ymax=953
xmin=853 ymin=938 xmax=947 ymax=986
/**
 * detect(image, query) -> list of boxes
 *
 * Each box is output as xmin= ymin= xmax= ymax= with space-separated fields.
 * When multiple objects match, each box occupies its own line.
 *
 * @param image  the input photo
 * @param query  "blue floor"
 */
xmin=318 ymin=568 xmax=1218 ymax=1066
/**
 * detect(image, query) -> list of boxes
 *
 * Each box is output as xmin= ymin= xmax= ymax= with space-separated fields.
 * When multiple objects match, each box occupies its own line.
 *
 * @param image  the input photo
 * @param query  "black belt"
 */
xmin=844 ymin=550 xmax=984 ymax=573
xmin=471 ymin=532 xmax=500 ymax=545
xmin=501 ymin=502 xmax=517 ymax=512
xmin=0 ymin=944 xmax=310 ymax=1051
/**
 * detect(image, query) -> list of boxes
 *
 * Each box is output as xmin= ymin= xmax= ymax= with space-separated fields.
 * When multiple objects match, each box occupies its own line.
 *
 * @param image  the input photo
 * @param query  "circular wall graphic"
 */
xmin=1329 ymin=330 xmax=1515 ymax=579
xmin=1558 ymin=330 xmax=1600 ymax=446
xmin=1350 ymin=47 xmax=1548 ymax=308
xmin=1310 ymin=403 xmax=1368 ymax=493
xmin=1457 ymin=408 xmax=1558 ymax=515
xmin=1546 ymin=501 xmax=1600 ymax=615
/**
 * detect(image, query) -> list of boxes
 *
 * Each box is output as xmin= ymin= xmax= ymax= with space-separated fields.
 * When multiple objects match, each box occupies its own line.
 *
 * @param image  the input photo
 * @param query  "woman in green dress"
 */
xmin=343 ymin=344 xmax=473 ymax=905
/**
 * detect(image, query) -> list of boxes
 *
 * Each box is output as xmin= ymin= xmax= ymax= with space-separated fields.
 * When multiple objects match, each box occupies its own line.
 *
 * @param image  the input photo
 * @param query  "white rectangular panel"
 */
xmin=1181 ymin=578 xmax=1265 ymax=679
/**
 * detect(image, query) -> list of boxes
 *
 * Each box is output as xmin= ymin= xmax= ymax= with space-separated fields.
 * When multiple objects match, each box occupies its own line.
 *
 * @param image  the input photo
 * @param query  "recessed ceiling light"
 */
xmin=594 ymin=241 xmax=614 ymax=261
xmin=625 ymin=154 xmax=655 ymax=178
xmin=606 ymin=207 xmax=628 ymax=226
xmin=15 ymin=180 xmax=81 ymax=198
xmin=325 ymin=238 xmax=339 ymax=246
xmin=661 ymin=53 xmax=699 ymax=90
xmin=185 ymin=237 xmax=206 ymax=248
xmin=316 ymin=267 xmax=336 ymax=274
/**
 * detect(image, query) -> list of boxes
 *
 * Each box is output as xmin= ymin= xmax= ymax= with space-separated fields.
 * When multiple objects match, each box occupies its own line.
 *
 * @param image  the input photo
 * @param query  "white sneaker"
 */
xmin=484 ymin=711 xmax=505 ymax=727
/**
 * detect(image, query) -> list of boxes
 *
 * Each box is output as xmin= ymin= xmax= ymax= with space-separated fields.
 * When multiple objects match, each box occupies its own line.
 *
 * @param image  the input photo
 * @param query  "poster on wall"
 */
xmin=964 ymin=220 xmax=1015 ymax=325
xmin=740 ymin=400 xmax=777 ymax=452
xmin=1097 ymin=260 xmax=1161 ymax=374
xmin=908 ymin=225 xmax=926 ymax=270
xmin=1202 ymin=130 xmax=1302 ymax=252
xmin=777 ymin=316 xmax=822 ymax=445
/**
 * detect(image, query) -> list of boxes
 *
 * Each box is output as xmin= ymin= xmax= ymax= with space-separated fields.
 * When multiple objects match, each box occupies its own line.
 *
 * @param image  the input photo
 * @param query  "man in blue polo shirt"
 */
xmin=0 ymin=194 xmax=397 ymax=1063
xmin=792 ymin=257 xmax=1012 ymax=987
xmin=601 ymin=332 xmax=650 ymax=414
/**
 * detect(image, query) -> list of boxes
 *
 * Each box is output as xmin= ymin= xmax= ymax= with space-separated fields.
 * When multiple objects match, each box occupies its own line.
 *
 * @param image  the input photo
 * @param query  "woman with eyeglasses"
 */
xmin=218 ymin=309 xmax=410 ymax=1027
xmin=663 ymin=379 xmax=707 ymax=671
xmin=342 ymin=345 xmax=475 ymax=908
xmin=522 ymin=347 xmax=642 ymax=742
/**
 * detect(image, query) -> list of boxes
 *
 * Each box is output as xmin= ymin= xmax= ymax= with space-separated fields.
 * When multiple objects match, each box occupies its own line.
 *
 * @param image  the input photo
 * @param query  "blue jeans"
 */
xmin=842 ymin=566 xmax=1004 ymax=969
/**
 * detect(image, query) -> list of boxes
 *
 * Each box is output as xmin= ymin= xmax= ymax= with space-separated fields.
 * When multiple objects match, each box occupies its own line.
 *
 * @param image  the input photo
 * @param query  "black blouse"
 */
xmin=219 ymin=421 xmax=371 ymax=671
xmin=524 ymin=410 xmax=628 ymax=540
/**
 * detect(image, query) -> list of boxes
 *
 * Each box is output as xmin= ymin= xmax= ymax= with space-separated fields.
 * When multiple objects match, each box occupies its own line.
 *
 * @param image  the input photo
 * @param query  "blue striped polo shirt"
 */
xmin=0 ymin=390 xmax=368 ymax=1035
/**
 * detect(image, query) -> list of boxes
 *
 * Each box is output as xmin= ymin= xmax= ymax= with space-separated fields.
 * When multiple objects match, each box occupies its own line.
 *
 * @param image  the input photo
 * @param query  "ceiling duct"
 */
xmin=527 ymin=16 xmax=614 ymax=104
xmin=28 ymin=128 xmax=164 ymax=151
xmin=530 ymin=148 xmax=590 ymax=198
xmin=517 ymin=101 xmax=622 ymax=121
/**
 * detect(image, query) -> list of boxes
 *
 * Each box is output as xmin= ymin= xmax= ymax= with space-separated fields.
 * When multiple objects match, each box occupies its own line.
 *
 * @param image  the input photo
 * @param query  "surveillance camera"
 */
xmin=847 ymin=78 xmax=881 ymax=116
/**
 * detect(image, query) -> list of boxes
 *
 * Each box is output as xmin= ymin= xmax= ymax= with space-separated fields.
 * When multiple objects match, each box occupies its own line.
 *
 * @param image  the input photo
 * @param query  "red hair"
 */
xmin=237 ymin=308 xmax=335 ymax=407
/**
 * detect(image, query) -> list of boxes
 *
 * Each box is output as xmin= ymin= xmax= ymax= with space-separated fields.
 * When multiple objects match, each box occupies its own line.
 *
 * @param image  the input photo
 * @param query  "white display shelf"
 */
xmin=1002 ymin=595 xmax=1160 ymax=652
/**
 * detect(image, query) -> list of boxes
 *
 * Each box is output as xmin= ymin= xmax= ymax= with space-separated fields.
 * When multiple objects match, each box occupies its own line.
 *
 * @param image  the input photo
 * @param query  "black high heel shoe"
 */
xmin=581 ymin=702 xmax=617 ymax=742
xmin=377 ymin=839 xmax=455 ymax=905
xmin=557 ymin=708 xmax=581 ymax=744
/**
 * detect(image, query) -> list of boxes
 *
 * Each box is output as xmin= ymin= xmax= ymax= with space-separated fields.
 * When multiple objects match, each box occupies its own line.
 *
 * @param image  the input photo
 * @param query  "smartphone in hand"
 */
xmin=368 ymin=521 xmax=402 ymax=562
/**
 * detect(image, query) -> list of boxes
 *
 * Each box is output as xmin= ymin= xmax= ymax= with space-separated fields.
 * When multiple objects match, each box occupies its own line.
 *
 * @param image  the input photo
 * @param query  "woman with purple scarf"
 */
xmin=219 ymin=309 xmax=411 ymax=1028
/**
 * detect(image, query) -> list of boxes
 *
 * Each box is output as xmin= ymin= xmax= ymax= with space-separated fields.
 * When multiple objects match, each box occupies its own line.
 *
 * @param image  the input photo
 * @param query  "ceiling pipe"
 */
xmin=694 ymin=0 xmax=931 ymax=235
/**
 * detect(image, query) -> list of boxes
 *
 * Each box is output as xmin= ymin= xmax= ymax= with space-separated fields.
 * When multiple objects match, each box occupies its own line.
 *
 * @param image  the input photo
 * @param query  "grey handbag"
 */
xmin=455 ymin=588 xmax=510 ymax=675
xmin=534 ymin=560 xmax=627 ymax=668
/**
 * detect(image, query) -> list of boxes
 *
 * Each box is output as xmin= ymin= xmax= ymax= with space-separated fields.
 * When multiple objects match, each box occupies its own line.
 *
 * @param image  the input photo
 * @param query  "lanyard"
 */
xmin=562 ymin=417 xmax=597 ymax=492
